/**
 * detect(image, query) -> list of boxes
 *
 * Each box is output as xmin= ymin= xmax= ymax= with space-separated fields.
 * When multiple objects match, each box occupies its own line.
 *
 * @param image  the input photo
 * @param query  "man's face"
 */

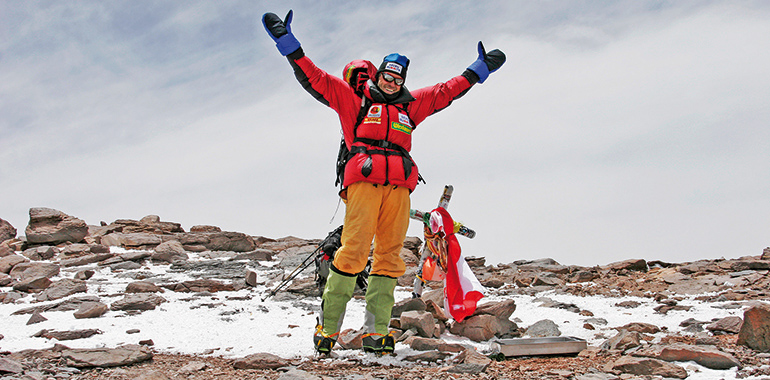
xmin=377 ymin=72 xmax=403 ymax=95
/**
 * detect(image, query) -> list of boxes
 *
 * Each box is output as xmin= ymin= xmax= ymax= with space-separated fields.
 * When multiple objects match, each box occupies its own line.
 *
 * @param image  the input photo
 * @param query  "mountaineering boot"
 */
xmin=315 ymin=268 xmax=357 ymax=353
xmin=362 ymin=333 xmax=395 ymax=354
xmin=362 ymin=275 xmax=398 ymax=354
xmin=313 ymin=324 xmax=337 ymax=354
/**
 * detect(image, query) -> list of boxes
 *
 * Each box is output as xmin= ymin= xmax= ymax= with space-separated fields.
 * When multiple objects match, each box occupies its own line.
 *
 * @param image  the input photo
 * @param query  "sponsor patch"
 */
xmin=363 ymin=117 xmax=381 ymax=124
xmin=391 ymin=122 xmax=412 ymax=134
xmin=384 ymin=62 xmax=403 ymax=74
xmin=398 ymin=113 xmax=411 ymax=126
xmin=367 ymin=105 xmax=382 ymax=118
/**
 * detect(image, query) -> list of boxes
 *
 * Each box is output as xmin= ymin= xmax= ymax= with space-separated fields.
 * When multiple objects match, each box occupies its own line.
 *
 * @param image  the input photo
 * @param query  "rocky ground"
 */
xmin=2 ymin=210 xmax=770 ymax=379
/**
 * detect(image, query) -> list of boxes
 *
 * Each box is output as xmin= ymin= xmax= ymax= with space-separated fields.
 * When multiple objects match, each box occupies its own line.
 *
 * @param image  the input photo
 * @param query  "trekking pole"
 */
xmin=261 ymin=225 xmax=343 ymax=302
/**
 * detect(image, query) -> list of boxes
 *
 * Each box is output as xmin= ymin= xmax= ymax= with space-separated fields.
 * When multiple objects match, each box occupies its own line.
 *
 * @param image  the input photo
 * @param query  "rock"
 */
xmin=762 ymin=247 xmax=770 ymax=260
xmin=13 ymin=276 xmax=52 ymax=292
xmin=126 ymin=281 xmax=163 ymax=293
xmin=245 ymin=270 xmax=258 ymax=287
xmin=152 ymin=240 xmax=188 ymax=263
xmin=75 ymin=269 xmax=95 ymax=280
xmin=34 ymin=328 xmax=102 ymax=341
xmin=448 ymin=348 xmax=492 ymax=374
xmin=231 ymin=249 xmax=273 ymax=261
xmin=0 ymin=241 xmax=14 ymax=257
xmin=474 ymin=299 xmax=516 ymax=319
xmin=277 ymin=369 xmax=322 ymax=380
xmin=450 ymin=313 xmax=519 ymax=342
xmin=407 ymin=337 xmax=464 ymax=352
xmin=136 ymin=371 xmax=171 ymax=380
xmin=392 ymin=297 xmax=426 ymax=317
xmin=609 ymin=356 xmax=687 ymax=379
xmin=233 ymin=352 xmax=289 ymax=370
xmin=203 ymin=231 xmax=257 ymax=252
xmin=21 ymin=246 xmax=58 ymax=260
xmin=74 ymin=302 xmax=109 ymax=319
xmin=601 ymin=330 xmax=642 ymax=352
xmin=400 ymin=310 xmax=436 ymax=337
xmin=12 ymin=295 xmax=101 ymax=315
xmin=737 ymin=303 xmax=770 ymax=352
xmin=36 ymin=278 xmax=87 ymax=301
xmin=0 ymin=254 xmax=28 ymax=273
xmin=0 ymin=272 xmax=10 ymax=286
xmin=9 ymin=261 xmax=60 ymax=280
xmin=707 ymin=316 xmax=744 ymax=334
xmin=614 ymin=300 xmax=641 ymax=308
xmin=26 ymin=311 xmax=48 ymax=325
xmin=190 ymin=225 xmax=221 ymax=233
xmin=337 ymin=328 xmax=364 ymax=350
xmin=652 ymin=343 xmax=742 ymax=369
xmin=0 ymin=218 xmax=17 ymax=242
xmin=162 ymin=279 xmax=235 ymax=293
xmin=62 ymin=344 xmax=153 ymax=368
xmin=0 ymin=357 xmax=23 ymax=374
xmin=60 ymin=252 xmax=115 ymax=267
xmin=110 ymin=293 xmax=167 ymax=311
xmin=425 ymin=299 xmax=448 ymax=322
xmin=614 ymin=322 xmax=660 ymax=334
xmin=25 ymin=208 xmax=89 ymax=244
xmin=525 ymin=319 xmax=561 ymax=337
xmin=179 ymin=361 xmax=208 ymax=374
xmin=403 ymin=350 xmax=452 ymax=363
xmin=605 ymin=258 xmax=648 ymax=272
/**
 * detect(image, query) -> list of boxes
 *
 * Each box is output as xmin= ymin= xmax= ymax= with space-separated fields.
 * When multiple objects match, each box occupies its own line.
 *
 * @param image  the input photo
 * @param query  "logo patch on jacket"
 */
xmin=397 ymin=113 xmax=411 ymax=127
xmin=391 ymin=122 xmax=412 ymax=134
xmin=363 ymin=105 xmax=383 ymax=124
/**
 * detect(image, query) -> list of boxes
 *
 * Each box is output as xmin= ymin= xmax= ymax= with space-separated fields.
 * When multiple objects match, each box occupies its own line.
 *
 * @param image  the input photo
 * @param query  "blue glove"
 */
xmin=262 ymin=10 xmax=301 ymax=56
xmin=467 ymin=41 xmax=506 ymax=84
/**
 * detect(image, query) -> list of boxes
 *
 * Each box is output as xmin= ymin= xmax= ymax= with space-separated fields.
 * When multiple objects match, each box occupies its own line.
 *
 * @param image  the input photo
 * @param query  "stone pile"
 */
xmin=1 ymin=208 xmax=770 ymax=379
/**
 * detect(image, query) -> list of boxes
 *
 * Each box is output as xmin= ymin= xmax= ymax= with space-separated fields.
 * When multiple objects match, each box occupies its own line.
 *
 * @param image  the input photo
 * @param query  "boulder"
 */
xmin=0 ymin=357 xmax=23 ymax=374
xmin=706 ymin=316 xmax=744 ymax=334
xmin=525 ymin=319 xmax=561 ymax=338
xmin=62 ymin=344 xmax=153 ymax=368
xmin=400 ymin=310 xmax=436 ymax=337
xmin=36 ymin=278 xmax=87 ymax=301
xmin=74 ymin=302 xmax=109 ymax=319
xmin=21 ymin=246 xmax=58 ymax=260
xmin=614 ymin=322 xmax=660 ymax=334
xmin=762 ymin=247 xmax=770 ymax=260
xmin=25 ymin=208 xmax=88 ymax=244
xmin=737 ymin=303 xmax=770 ymax=352
xmin=203 ymin=231 xmax=257 ymax=252
xmin=601 ymin=330 xmax=642 ymax=352
xmin=605 ymin=258 xmax=648 ymax=272
xmin=13 ymin=276 xmax=52 ymax=292
xmin=9 ymin=261 xmax=60 ymax=280
xmin=650 ymin=343 xmax=741 ymax=369
xmin=450 ymin=313 xmax=518 ymax=342
xmin=233 ymin=353 xmax=289 ymax=370
xmin=126 ymin=281 xmax=163 ymax=293
xmin=0 ymin=218 xmax=17 ymax=242
xmin=151 ymin=240 xmax=188 ymax=263
xmin=609 ymin=356 xmax=686 ymax=379
xmin=110 ymin=293 xmax=167 ymax=311
xmin=0 ymin=254 xmax=28 ymax=274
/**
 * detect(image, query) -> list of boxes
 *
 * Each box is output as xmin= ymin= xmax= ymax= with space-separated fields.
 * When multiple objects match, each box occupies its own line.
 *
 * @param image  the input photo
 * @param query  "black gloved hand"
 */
xmin=467 ymin=41 xmax=506 ymax=83
xmin=262 ymin=10 xmax=301 ymax=56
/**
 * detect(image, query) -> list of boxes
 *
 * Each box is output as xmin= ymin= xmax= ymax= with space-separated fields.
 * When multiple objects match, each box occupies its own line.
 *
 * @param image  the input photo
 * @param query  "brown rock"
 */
xmin=126 ymin=281 xmax=163 ymax=293
xmin=232 ymin=352 xmax=289 ymax=370
xmin=0 ymin=254 xmax=28 ymax=274
xmin=110 ymin=293 xmax=167 ymax=311
xmin=25 ymin=208 xmax=88 ymax=244
xmin=34 ymin=328 xmax=102 ymax=341
xmin=62 ymin=344 xmax=153 ymax=368
xmin=737 ymin=303 xmax=770 ymax=352
xmin=0 ymin=218 xmax=17 ymax=242
xmin=762 ymin=247 xmax=770 ymax=260
xmin=655 ymin=343 xmax=741 ymax=369
xmin=151 ymin=240 xmax=188 ymax=263
xmin=74 ymin=302 xmax=109 ymax=319
xmin=36 ymin=278 xmax=87 ymax=301
xmin=9 ymin=261 xmax=60 ymax=280
xmin=615 ymin=322 xmax=660 ymax=334
xmin=13 ymin=276 xmax=52 ymax=292
xmin=610 ymin=356 xmax=687 ymax=378
xmin=26 ymin=311 xmax=48 ymax=325
xmin=706 ymin=316 xmax=744 ymax=334
xmin=606 ymin=258 xmax=648 ymax=272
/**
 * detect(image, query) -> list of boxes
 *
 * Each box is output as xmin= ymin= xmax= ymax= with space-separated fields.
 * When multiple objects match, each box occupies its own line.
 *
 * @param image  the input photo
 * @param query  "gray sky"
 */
xmin=2 ymin=1 xmax=768 ymax=267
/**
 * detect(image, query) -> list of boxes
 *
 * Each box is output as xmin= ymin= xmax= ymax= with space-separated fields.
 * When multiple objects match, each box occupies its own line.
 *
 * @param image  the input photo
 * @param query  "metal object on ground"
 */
xmin=490 ymin=336 xmax=587 ymax=357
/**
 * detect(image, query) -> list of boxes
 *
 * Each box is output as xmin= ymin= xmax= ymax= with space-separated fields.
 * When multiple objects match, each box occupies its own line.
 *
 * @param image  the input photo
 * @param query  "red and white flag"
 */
xmin=428 ymin=207 xmax=485 ymax=322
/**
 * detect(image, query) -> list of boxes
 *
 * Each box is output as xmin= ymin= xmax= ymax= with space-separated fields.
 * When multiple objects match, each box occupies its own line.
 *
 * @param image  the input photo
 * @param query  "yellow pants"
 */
xmin=333 ymin=182 xmax=410 ymax=278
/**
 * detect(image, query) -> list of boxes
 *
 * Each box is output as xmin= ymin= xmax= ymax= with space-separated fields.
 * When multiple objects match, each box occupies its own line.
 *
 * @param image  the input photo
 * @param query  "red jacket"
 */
xmin=288 ymin=50 xmax=476 ymax=191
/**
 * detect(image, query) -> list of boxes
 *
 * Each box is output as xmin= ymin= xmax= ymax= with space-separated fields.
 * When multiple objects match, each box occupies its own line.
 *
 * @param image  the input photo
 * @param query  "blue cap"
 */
xmin=378 ymin=53 xmax=409 ymax=80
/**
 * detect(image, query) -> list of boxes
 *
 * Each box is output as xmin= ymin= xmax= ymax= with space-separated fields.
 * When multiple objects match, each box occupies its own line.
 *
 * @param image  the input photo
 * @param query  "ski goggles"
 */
xmin=381 ymin=73 xmax=404 ymax=86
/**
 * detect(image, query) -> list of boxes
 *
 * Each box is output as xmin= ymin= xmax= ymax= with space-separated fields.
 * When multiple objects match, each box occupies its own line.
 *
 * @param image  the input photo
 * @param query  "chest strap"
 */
xmin=350 ymin=138 xmax=417 ymax=182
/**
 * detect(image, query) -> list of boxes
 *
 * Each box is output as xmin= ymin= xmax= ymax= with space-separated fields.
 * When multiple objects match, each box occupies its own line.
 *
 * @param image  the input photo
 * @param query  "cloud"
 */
xmin=1 ymin=1 xmax=769 ymax=267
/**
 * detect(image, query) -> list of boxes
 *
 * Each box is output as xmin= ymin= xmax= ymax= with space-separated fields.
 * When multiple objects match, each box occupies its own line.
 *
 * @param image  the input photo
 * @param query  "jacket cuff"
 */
xmin=287 ymin=47 xmax=305 ymax=61
xmin=462 ymin=69 xmax=480 ymax=85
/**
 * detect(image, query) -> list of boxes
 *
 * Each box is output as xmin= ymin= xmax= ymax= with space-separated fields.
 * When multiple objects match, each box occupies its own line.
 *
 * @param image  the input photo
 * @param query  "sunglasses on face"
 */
xmin=381 ymin=73 xmax=404 ymax=86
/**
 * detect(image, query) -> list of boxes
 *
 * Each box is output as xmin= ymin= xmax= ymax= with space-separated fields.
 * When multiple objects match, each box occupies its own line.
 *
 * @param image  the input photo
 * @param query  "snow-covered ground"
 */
xmin=0 ymin=248 xmax=761 ymax=379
